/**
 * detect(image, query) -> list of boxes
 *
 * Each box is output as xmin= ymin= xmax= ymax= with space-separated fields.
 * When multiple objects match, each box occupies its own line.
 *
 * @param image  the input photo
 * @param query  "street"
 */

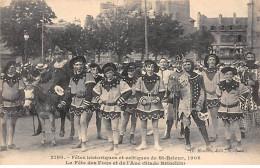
xmin=0 ymin=113 xmax=260 ymax=165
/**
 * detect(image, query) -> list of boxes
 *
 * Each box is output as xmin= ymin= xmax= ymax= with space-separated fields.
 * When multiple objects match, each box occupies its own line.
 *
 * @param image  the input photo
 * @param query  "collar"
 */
xmin=218 ymin=80 xmax=239 ymax=93
xmin=206 ymin=67 xmax=218 ymax=73
xmin=72 ymin=71 xmax=85 ymax=82
xmin=101 ymin=76 xmax=120 ymax=92
xmin=53 ymin=60 xmax=67 ymax=69
xmin=142 ymin=74 xmax=160 ymax=84
xmin=123 ymin=76 xmax=137 ymax=86
xmin=1 ymin=73 xmax=21 ymax=85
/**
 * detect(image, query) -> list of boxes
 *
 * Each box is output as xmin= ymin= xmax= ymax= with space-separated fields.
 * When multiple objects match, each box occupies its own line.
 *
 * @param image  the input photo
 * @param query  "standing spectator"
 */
xmin=135 ymin=60 xmax=165 ymax=151
xmin=0 ymin=61 xmax=25 ymax=151
xmin=119 ymin=62 xmax=138 ymax=145
xmin=217 ymin=67 xmax=249 ymax=151
xmin=201 ymin=54 xmax=222 ymax=142
xmin=178 ymin=59 xmax=212 ymax=151
xmin=93 ymin=63 xmax=132 ymax=155
xmin=239 ymin=52 xmax=260 ymax=137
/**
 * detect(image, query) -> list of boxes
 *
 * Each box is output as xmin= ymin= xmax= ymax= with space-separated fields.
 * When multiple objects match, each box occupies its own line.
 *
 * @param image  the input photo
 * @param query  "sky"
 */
xmin=1 ymin=0 xmax=249 ymax=26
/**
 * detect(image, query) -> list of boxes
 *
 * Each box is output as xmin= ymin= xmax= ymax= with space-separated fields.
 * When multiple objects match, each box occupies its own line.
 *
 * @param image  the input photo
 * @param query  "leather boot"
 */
xmin=105 ymin=142 xmax=114 ymax=152
xmin=129 ymin=134 xmax=137 ymax=145
xmin=162 ymin=121 xmax=173 ymax=140
xmin=224 ymin=139 xmax=231 ymax=150
xmin=113 ymin=144 xmax=120 ymax=155
xmin=72 ymin=139 xmax=82 ymax=149
xmin=118 ymin=135 xmax=123 ymax=144
xmin=81 ymin=141 xmax=88 ymax=152
xmin=236 ymin=141 xmax=243 ymax=152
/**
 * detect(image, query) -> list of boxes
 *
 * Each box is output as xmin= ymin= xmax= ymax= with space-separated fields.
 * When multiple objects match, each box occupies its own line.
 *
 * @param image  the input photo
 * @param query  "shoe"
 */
xmin=154 ymin=144 xmax=163 ymax=151
xmin=0 ymin=146 xmax=7 ymax=151
xmin=209 ymin=136 xmax=217 ymax=142
xmin=236 ymin=141 xmax=243 ymax=152
xmin=72 ymin=140 xmax=82 ymax=149
xmin=185 ymin=144 xmax=192 ymax=151
xmin=129 ymin=134 xmax=137 ymax=145
xmin=118 ymin=135 xmax=123 ymax=144
xmin=7 ymin=144 xmax=20 ymax=150
xmin=241 ymin=132 xmax=245 ymax=139
xmin=105 ymin=142 xmax=114 ymax=152
xmin=59 ymin=130 xmax=65 ymax=137
xmin=147 ymin=130 xmax=153 ymax=136
xmin=224 ymin=139 xmax=231 ymax=150
xmin=113 ymin=144 xmax=120 ymax=155
xmin=32 ymin=131 xmax=42 ymax=136
xmin=162 ymin=134 xmax=170 ymax=140
xmin=81 ymin=142 xmax=88 ymax=152
xmin=178 ymin=134 xmax=184 ymax=140
xmin=135 ymin=143 xmax=148 ymax=151
xmin=206 ymin=145 xmax=214 ymax=152
xmin=97 ymin=134 xmax=107 ymax=140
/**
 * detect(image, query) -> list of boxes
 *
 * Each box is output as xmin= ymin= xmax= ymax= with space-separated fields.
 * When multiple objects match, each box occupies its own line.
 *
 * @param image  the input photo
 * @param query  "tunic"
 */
xmin=201 ymin=68 xmax=223 ymax=108
xmin=122 ymin=76 xmax=138 ymax=111
xmin=178 ymin=72 xmax=206 ymax=118
xmin=0 ymin=73 xmax=25 ymax=117
xmin=216 ymin=80 xmax=249 ymax=120
xmin=93 ymin=76 xmax=132 ymax=119
xmin=65 ymin=72 xmax=96 ymax=116
xmin=135 ymin=74 xmax=165 ymax=120
xmin=240 ymin=64 xmax=260 ymax=111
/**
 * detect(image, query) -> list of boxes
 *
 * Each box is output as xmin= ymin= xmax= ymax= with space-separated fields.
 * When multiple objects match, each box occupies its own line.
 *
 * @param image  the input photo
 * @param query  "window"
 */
xmin=229 ymin=25 xmax=233 ymax=30
xmin=221 ymin=25 xmax=225 ymax=30
xmin=211 ymin=26 xmax=216 ymax=31
xmin=237 ymin=35 xmax=242 ymax=42
xmin=237 ymin=25 xmax=242 ymax=30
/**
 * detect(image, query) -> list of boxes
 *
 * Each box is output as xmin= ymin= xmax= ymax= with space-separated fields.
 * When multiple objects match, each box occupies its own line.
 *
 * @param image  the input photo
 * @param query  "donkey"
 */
xmin=24 ymin=84 xmax=74 ymax=145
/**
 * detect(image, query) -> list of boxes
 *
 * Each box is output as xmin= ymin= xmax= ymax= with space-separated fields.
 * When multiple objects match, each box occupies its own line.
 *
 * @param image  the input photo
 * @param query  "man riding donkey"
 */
xmin=32 ymin=46 xmax=72 ymax=138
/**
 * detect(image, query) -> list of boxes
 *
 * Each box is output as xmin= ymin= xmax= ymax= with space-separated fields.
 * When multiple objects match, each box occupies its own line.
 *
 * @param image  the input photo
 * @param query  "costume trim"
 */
xmin=101 ymin=111 xmax=121 ymax=119
xmin=135 ymin=110 xmax=164 ymax=120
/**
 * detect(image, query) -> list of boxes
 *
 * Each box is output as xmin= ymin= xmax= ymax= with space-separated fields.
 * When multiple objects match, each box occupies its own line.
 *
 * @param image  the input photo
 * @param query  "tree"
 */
xmin=189 ymin=29 xmax=215 ymax=59
xmin=91 ymin=8 xmax=134 ymax=63
xmin=0 ymin=0 xmax=56 ymax=57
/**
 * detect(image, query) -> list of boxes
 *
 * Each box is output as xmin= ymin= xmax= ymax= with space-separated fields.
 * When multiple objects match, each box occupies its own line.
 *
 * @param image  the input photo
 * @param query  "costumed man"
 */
xmin=48 ymin=46 xmax=71 ymax=137
xmin=93 ymin=63 xmax=132 ymax=155
xmin=201 ymin=54 xmax=222 ymax=142
xmin=217 ymin=67 xmax=249 ymax=151
xmin=0 ymin=61 xmax=25 ymax=151
xmin=157 ymin=58 xmax=174 ymax=139
xmin=119 ymin=62 xmax=138 ymax=145
xmin=59 ymin=56 xmax=95 ymax=152
xmin=178 ymin=59 xmax=212 ymax=151
xmin=167 ymin=60 xmax=185 ymax=140
xmin=89 ymin=63 xmax=106 ymax=140
xmin=135 ymin=60 xmax=165 ymax=151
xmin=239 ymin=52 xmax=260 ymax=137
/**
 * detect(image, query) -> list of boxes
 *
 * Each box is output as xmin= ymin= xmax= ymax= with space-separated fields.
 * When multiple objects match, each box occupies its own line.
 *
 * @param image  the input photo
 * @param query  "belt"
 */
xmin=220 ymin=102 xmax=239 ymax=108
xmin=142 ymin=93 xmax=157 ymax=97
xmin=2 ymin=98 xmax=20 ymax=103
xmin=103 ymin=102 xmax=117 ymax=106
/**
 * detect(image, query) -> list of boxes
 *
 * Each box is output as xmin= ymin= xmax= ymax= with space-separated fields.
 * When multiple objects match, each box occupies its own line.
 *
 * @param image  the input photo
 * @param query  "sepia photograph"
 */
xmin=0 ymin=0 xmax=260 ymax=165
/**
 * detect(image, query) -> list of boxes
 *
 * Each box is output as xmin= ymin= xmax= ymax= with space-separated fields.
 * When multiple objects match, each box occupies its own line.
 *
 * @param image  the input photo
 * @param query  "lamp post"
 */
xmin=144 ymin=0 xmax=149 ymax=60
xmin=24 ymin=30 xmax=29 ymax=63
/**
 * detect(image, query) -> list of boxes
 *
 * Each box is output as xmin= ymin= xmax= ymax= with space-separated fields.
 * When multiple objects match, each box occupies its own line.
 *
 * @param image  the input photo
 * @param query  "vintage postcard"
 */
xmin=0 ymin=0 xmax=260 ymax=165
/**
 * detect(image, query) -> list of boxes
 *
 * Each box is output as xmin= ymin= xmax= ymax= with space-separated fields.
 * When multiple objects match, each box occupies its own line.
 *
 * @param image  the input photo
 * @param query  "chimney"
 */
xmin=233 ymin=12 xmax=236 ymax=25
xmin=218 ymin=14 xmax=222 ymax=25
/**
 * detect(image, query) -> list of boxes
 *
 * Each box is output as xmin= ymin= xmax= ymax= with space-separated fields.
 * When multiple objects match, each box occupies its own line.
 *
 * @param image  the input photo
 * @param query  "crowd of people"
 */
xmin=0 ymin=46 xmax=259 ymax=155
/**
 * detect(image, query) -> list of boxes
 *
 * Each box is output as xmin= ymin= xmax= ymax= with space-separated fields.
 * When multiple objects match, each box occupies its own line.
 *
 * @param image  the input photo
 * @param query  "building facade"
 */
xmin=197 ymin=12 xmax=248 ymax=61
xmin=247 ymin=0 xmax=260 ymax=61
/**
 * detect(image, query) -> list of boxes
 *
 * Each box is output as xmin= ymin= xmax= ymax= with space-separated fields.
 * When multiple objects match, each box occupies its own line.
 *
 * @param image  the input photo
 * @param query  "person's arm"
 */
xmin=117 ymin=81 xmax=132 ymax=105
xmin=239 ymin=83 xmax=250 ymax=103
xmin=196 ymin=75 xmax=206 ymax=111
xmin=93 ymin=81 xmax=102 ymax=105
xmin=84 ymin=73 xmax=96 ymax=106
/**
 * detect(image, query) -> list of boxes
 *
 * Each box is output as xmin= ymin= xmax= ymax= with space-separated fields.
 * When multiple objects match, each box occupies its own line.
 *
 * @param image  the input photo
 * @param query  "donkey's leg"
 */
xmin=38 ymin=117 xmax=46 ymax=145
xmin=59 ymin=109 xmax=66 ymax=137
xmin=50 ymin=114 xmax=56 ymax=146
xmin=69 ymin=113 xmax=75 ymax=141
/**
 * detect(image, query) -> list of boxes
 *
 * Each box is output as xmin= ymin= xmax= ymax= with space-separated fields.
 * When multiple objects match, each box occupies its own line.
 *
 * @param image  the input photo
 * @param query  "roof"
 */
xmin=203 ymin=17 xmax=247 ymax=27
